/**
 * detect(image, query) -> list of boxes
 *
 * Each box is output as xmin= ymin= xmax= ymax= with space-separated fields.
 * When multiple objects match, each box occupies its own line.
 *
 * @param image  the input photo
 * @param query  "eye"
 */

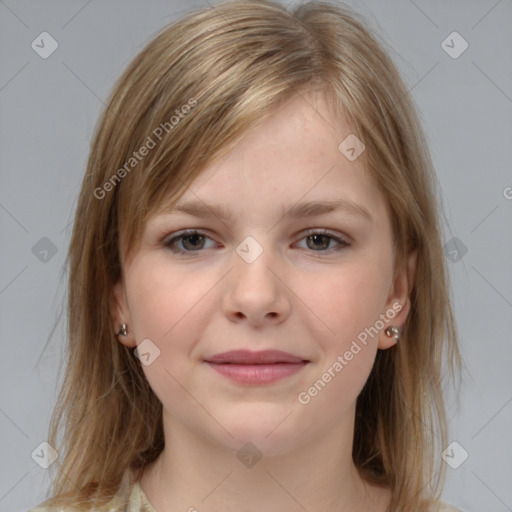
xmin=164 ymin=230 xmax=217 ymax=253
xmin=163 ymin=228 xmax=350 ymax=255
xmin=295 ymin=229 xmax=350 ymax=252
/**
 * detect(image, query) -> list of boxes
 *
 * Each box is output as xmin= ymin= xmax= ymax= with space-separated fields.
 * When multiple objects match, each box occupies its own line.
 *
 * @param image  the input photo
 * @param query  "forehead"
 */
xmin=159 ymin=91 xmax=388 ymax=227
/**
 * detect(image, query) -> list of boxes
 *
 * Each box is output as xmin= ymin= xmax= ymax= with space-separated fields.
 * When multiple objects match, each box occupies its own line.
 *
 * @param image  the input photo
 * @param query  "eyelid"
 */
xmin=163 ymin=228 xmax=214 ymax=248
xmin=298 ymin=228 xmax=351 ymax=245
xmin=163 ymin=227 xmax=351 ymax=255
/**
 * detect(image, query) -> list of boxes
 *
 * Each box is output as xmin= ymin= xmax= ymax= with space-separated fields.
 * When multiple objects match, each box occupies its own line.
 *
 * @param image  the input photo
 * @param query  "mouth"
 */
xmin=204 ymin=350 xmax=309 ymax=385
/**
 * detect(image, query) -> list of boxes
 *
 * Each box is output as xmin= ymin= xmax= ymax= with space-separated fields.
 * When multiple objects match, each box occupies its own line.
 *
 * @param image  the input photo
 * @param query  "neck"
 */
xmin=139 ymin=408 xmax=390 ymax=512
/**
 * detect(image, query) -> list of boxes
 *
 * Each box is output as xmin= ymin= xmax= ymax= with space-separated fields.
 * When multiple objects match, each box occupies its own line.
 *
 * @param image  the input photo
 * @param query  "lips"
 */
xmin=204 ymin=350 xmax=309 ymax=385
xmin=205 ymin=349 xmax=307 ymax=365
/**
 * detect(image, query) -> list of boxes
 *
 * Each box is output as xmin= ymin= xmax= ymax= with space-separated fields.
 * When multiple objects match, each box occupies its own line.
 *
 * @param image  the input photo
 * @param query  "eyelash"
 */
xmin=163 ymin=229 xmax=350 ymax=255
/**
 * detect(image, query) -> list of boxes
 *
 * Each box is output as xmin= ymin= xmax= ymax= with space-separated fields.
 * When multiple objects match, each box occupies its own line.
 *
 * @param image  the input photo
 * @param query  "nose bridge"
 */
xmin=233 ymin=234 xmax=277 ymax=292
xmin=223 ymin=234 xmax=290 ymax=323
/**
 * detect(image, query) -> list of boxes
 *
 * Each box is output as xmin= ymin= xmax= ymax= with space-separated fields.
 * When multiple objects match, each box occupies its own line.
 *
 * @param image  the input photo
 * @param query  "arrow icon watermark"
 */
xmin=338 ymin=134 xmax=365 ymax=162
xmin=134 ymin=338 xmax=161 ymax=366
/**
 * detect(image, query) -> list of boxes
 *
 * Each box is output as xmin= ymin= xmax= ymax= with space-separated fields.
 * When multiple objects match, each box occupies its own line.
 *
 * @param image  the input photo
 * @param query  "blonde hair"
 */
xmin=45 ymin=1 xmax=461 ymax=510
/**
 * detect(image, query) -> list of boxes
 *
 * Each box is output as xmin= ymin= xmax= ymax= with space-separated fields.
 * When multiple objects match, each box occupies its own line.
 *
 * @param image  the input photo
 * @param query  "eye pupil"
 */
xmin=182 ymin=234 xmax=204 ymax=250
xmin=307 ymin=234 xmax=330 ymax=250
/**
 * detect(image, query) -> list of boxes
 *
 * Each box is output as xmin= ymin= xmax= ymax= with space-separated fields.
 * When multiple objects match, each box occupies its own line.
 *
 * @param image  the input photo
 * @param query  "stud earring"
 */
xmin=385 ymin=325 xmax=401 ymax=341
xmin=118 ymin=323 xmax=128 ymax=337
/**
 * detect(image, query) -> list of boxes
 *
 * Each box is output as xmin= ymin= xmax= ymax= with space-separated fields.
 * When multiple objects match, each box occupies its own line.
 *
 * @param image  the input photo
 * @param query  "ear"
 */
xmin=378 ymin=249 xmax=418 ymax=350
xmin=111 ymin=280 xmax=137 ymax=348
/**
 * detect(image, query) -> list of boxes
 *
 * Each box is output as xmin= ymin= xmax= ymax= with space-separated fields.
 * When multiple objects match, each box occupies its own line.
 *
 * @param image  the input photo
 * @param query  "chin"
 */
xmin=209 ymin=406 xmax=308 ymax=457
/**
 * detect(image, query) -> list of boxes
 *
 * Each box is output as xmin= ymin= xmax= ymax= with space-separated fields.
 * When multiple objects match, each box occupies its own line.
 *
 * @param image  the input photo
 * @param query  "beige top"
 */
xmin=30 ymin=475 xmax=462 ymax=512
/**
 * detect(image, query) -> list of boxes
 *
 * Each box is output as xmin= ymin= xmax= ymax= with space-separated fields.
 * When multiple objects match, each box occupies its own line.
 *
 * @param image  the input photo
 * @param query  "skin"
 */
xmin=112 ymin=91 xmax=417 ymax=512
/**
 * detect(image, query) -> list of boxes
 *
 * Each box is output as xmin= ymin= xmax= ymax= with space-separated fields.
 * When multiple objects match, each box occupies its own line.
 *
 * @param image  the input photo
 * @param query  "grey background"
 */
xmin=1 ymin=1 xmax=511 ymax=511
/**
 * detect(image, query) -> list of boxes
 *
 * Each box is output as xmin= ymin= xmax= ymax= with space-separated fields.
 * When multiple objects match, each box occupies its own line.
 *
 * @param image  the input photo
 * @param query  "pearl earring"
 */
xmin=385 ymin=325 xmax=401 ymax=341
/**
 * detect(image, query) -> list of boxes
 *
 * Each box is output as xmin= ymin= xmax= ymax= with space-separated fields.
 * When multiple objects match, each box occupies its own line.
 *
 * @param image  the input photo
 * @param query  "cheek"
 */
xmin=292 ymin=249 xmax=393 ymax=395
xmin=126 ymin=256 xmax=213 ymax=343
xmin=123 ymin=256 xmax=217 ymax=412
xmin=293 ymin=282 xmax=385 ymax=416
xmin=296 ymin=259 xmax=392 ymax=346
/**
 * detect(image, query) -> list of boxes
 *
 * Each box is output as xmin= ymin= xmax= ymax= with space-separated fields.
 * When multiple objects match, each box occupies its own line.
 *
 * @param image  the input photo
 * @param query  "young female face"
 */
xmin=113 ymin=91 xmax=415 ymax=456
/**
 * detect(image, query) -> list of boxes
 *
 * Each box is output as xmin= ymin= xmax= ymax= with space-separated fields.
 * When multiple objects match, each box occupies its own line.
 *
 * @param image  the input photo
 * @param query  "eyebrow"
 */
xmin=163 ymin=198 xmax=372 ymax=222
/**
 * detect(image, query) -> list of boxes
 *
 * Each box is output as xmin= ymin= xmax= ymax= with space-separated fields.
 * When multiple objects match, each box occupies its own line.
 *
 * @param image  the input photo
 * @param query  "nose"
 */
xmin=222 ymin=243 xmax=291 ymax=327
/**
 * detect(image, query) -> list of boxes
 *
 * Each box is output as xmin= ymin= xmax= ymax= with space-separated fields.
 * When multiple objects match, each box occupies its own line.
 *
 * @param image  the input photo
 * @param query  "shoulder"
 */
xmin=28 ymin=491 xmax=130 ymax=511
xmin=438 ymin=502 xmax=463 ymax=512
xmin=28 ymin=494 xmax=133 ymax=511
xmin=29 ymin=488 xmax=461 ymax=512
xmin=28 ymin=471 xmax=150 ymax=512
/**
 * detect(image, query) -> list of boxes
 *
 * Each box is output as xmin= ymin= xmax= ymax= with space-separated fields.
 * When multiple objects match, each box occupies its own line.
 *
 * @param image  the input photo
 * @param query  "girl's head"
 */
xmin=50 ymin=0 xmax=460 ymax=510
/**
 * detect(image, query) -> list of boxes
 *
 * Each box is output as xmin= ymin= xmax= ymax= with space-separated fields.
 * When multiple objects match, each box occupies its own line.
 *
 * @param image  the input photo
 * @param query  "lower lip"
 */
xmin=206 ymin=362 xmax=308 ymax=385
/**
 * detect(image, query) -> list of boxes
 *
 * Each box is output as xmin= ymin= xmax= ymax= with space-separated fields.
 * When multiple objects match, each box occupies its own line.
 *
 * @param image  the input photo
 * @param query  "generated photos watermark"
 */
xmin=297 ymin=301 xmax=402 ymax=405
xmin=93 ymin=98 xmax=197 ymax=200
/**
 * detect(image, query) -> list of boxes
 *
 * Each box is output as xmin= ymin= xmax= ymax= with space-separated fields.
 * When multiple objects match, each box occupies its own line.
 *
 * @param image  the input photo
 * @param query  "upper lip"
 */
xmin=205 ymin=350 xmax=308 ymax=364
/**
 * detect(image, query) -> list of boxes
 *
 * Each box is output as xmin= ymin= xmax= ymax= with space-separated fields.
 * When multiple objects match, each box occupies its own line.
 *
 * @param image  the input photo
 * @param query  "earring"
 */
xmin=385 ymin=325 xmax=401 ymax=341
xmin=118 ymin=323 xmax=128 ymax=336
